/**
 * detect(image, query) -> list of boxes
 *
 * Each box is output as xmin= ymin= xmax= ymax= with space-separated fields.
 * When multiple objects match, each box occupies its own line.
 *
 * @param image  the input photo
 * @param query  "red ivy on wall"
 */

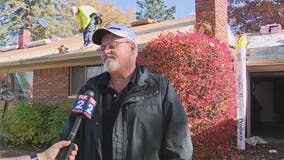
xmin=138 ymin=32 xmax=238 ymax=159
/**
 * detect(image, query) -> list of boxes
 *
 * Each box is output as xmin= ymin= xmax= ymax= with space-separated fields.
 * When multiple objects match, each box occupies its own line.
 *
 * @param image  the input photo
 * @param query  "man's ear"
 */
xmin=130 ymin=43 xmax=137 ymax=53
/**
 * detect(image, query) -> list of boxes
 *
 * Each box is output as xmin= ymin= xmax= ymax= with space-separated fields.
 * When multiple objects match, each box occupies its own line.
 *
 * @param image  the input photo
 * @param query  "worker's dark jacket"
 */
xmin=62 ymin=65 xmax=193 ymax=160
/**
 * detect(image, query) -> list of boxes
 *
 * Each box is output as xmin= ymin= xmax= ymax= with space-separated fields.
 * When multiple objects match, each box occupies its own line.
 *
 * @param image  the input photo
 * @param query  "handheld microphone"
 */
xmin=56 ymin=90 xmax=96 ymax=160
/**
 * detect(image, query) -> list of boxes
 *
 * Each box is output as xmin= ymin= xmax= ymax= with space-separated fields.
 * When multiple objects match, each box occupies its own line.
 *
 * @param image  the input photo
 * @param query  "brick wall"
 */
xmin=195 ymin=0 xmax=228 ymax=42
xmin=33 ymin=67 xmax=69 ymax=105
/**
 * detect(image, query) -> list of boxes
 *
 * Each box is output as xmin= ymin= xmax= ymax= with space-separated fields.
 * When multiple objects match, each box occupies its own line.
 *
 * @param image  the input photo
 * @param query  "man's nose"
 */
xmin=102 ymin=47 xmax=112 ymax=54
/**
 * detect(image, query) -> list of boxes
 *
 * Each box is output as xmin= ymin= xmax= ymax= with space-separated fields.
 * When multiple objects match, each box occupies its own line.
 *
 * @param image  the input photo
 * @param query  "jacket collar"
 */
xmin=133 ymin=65 xmax=149 ymax=87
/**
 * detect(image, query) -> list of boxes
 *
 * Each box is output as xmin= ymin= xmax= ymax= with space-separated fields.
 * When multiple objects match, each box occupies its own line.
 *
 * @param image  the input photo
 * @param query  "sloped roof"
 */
xmin=0 ymin=17 xmax=195 ymax=72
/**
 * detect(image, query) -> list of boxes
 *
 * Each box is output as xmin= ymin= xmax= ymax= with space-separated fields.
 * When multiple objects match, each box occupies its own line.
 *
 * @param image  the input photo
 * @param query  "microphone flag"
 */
xmin=72 ymin=94 xmax=97 ymax=119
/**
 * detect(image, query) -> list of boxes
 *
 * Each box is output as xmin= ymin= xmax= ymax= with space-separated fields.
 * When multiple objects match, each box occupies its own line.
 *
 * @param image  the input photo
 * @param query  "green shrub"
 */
xmin=0 ymin=101 xmax=71 ymax=146
xmin=0 ymin=132 xmax=11 ymax=145
xmin=138 ymin=32 xmax=237 ymax=159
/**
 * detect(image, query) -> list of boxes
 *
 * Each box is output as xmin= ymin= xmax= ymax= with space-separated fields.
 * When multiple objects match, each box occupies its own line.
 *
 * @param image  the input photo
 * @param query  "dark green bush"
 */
xmin=0 ymin=101 xmax=71 ymax=146
xmin=0 ymin=131 xmax=11 ymax=145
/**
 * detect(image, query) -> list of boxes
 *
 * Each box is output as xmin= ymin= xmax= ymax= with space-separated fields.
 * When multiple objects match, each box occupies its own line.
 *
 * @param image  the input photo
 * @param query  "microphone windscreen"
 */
xmin=85 ymin=90 xmax=95 ymax=97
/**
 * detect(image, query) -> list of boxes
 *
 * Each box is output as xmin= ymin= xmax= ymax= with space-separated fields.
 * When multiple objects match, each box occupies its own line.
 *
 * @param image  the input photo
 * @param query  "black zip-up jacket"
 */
xmin=62 ymin=65 xmax=193 ymax=160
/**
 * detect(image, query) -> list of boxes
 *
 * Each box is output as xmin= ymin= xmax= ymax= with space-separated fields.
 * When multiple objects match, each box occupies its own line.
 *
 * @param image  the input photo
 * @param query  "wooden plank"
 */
xmin=248 ymin=65 xmax=284 ymax=72
xmin=0 ymin=150 xmax=8 ymax=158
xmin=131 ymin=19 xmax=156 ymax=27
xmin=6 ymin=101 xmax=15 ymax=111
xmin=0 ymin=100 xmax=5 ymax=119
xmin=247 ymin=59 xmax=284 ymax=72
xmin=247 ymin=74 xmax=251 ymax=137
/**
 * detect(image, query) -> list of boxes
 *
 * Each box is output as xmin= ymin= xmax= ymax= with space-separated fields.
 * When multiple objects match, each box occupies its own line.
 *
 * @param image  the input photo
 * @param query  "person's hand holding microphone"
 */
xmin=56 ymin=90 xmax=96 ymax=160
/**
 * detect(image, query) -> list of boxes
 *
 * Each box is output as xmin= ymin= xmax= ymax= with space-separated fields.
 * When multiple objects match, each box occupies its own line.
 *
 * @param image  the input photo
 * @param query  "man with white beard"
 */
xmin=62 ymin=24 xmax=193 ymax=160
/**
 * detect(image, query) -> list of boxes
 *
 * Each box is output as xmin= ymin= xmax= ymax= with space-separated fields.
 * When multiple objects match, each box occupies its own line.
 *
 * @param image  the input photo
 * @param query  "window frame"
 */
xmin=69 ymin=65 xmax=104 ymax=96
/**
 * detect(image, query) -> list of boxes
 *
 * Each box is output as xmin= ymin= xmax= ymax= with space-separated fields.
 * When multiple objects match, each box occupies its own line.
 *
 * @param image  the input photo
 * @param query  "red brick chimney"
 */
xmin=195 ymin=0 xmax=228 ymax=43
xmin=18 ymin=27 xmax=31 ymax=49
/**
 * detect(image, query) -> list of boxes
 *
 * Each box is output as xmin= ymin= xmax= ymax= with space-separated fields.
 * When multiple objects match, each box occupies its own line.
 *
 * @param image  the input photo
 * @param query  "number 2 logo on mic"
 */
xmin=83 ymin=96 xmax=96 ymax=119
xmin=72 ymin=94 xmax=97 ymax=119
xmin=72 ymin=100 xmax=85 ymax=113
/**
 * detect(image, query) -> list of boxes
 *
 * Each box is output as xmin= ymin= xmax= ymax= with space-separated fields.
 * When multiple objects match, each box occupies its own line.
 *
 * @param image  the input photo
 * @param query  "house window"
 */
xmin=70 ymin=65 xmax=104 ymax=95
xmin=2 ymin=72 xmax=33 ymax=102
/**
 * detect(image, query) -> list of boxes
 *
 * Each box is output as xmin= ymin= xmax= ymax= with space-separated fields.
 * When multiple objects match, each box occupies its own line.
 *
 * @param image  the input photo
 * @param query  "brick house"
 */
xmin=1 ymin=0 xmax=283 ymax=146
xmin=0 ymin=17 xmax=195 ymax=105
xmin=1 ymin=0 xmax=230 ymax=106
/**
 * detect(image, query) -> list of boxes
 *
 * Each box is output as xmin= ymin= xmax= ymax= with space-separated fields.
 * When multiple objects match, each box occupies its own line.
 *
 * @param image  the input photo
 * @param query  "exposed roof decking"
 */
xmin=0 ymin=17 xmax=195 ymax=72
xmin=247 ymin=31 xmax=284 ymax=72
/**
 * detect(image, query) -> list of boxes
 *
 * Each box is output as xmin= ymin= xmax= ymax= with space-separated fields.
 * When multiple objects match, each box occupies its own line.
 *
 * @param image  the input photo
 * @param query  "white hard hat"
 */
xmin=71 ymin=6 xmax=78 ymax=16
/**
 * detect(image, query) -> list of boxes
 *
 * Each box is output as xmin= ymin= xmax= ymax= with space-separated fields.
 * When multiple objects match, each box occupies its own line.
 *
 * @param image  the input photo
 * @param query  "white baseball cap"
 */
xmin=92 ymin=24 xmax=137 ymax=45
